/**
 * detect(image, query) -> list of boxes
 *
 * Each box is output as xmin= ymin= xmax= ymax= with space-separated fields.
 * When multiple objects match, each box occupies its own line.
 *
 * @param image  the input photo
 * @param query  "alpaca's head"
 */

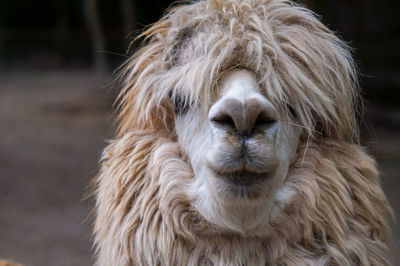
xmin=117 ymin=0 xmax=359 ymax=234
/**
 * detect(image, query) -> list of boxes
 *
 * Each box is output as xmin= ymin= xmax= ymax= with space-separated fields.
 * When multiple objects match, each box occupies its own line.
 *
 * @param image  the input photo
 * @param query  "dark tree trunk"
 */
xmin=84 ymin=0 xmax=107 ymax=73
xmin=121 ymin=0 xmax=137 ymax=50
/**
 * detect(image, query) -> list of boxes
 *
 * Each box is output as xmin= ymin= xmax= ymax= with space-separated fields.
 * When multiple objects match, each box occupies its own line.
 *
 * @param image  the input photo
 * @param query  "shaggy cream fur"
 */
xmin=93 ymin=0 xmax=392 ymax=265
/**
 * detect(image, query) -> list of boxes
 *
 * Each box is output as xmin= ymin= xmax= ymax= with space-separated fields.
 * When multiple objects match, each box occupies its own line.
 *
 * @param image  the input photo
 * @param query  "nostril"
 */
xmin=211 ymin=113 xmax=236 ymax=130
xmin=254 ymin=113 xmax=277 ymax=129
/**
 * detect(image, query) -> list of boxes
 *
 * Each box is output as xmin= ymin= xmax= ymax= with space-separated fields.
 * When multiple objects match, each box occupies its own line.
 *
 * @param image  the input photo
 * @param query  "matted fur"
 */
xmin=93 ymin=0 xmax=392 ymax=265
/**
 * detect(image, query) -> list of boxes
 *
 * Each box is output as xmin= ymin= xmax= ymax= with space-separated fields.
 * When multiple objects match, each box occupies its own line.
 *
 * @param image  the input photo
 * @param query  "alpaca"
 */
xmin=0 ymin=260 xmax=23 ymax=266
xmin=93 ymin=0 xmax=393 ymax=265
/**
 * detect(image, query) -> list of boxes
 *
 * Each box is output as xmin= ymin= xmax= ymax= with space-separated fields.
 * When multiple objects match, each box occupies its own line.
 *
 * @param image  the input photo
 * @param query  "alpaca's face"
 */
xmin=174 ymin=69 xmax=301 ymax=233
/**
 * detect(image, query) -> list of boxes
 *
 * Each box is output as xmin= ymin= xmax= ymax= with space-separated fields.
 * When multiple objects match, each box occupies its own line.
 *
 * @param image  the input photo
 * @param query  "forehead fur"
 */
xmin=117 ymin=0 xmax=359 ymax=142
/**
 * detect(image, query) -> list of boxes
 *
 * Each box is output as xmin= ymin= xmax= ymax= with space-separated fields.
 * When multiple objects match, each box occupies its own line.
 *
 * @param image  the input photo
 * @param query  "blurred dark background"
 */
xmin=0 ymin=0 xmax=399 ymax=265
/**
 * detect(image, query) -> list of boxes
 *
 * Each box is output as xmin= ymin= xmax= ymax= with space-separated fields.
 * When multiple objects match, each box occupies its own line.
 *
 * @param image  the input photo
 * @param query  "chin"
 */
xmin=188 ymin=161 xmax=291 ymax=235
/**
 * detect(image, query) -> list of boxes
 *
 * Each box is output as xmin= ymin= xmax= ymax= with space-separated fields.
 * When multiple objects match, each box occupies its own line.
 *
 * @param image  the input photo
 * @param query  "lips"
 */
xmin=209 ymin=169 xmax=270 ymax=199
xmin=216 ymin=170 xmax=269 ymax=186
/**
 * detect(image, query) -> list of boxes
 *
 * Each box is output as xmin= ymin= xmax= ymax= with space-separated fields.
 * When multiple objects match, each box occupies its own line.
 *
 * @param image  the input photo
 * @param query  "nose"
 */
xmin=209 ymin=97 xmax=277 ymax=138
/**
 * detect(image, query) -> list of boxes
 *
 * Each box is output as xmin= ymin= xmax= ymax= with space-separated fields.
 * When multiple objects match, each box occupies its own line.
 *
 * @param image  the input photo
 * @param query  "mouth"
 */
xmin=216 ymin=170 xmax=269 ymax=186
xmin=211 ymin=169 xmax=270 ymax=198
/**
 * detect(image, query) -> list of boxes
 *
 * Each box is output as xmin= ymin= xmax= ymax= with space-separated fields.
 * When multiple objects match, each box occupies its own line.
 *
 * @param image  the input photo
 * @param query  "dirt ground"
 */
xmin=0 ymin=71 xmax=399 ymax=265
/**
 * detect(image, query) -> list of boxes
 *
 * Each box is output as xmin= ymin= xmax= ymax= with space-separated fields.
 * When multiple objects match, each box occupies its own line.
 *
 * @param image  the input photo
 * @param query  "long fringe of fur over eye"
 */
xmin=93 ymin=0 xmax=393 ymax=265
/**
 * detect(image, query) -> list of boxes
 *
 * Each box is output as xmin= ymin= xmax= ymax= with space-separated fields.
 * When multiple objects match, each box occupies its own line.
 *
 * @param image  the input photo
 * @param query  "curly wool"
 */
xmin=95 ymin=135 xmax=391 ymax=265
xmin=93 ymin=0 xmax=392 ymax=265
